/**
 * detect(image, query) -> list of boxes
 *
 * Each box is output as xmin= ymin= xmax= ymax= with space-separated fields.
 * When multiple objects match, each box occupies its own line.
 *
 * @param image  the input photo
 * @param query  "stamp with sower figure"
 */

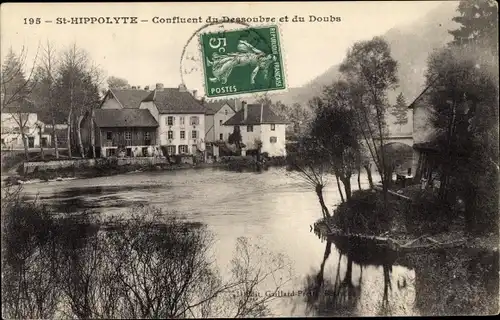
xmin=200 ymin=25 xmax=286 ymax=98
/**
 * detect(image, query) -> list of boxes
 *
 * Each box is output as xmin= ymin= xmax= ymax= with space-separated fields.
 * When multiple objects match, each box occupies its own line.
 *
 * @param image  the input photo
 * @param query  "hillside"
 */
xmin=266 ymin=2 xmax=460 ymax=107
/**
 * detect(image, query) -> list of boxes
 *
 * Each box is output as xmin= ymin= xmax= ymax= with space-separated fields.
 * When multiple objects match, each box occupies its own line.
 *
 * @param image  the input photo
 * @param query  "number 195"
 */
xmin=24 ymin=18 xmax=41 ymax=25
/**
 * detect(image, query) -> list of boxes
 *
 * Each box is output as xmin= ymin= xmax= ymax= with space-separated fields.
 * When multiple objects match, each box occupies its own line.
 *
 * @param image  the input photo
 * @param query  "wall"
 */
xmin=412 ymin=105 xmax=435 ymax=144
xmin=213 ymin=104 xmax=236 ymax=141
xmin=157 ymin=113 xmax=205 ymax=154
xmin=99 ymin=127 xmax=157 ymax=147
xmin=24 ymin=159 xmax=96 ymax=174
xmin=261 ymin=123 xmax=287 ymax=157
xmin=205 ymin=114 xmax=215 ymax=141
xmin=239 ymin=124 xmax=262 ymax=149
xmin=23 ymin=157 xmax=169 ymax=174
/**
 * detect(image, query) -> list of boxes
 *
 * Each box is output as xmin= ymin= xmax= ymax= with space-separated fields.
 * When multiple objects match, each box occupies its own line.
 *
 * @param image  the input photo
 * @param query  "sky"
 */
xmin=1 ymin=1 xmax=451 ymax=94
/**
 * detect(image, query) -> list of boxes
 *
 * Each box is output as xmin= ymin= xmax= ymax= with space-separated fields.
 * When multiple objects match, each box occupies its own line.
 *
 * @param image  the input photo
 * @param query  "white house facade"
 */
xmin=223 ymin=102 xmax=288 ymax=157
xmin=204 ymin=100 xmax=238 ymax=158
xmin=139 ymin=84 xmax=206 ymax=156
xmin=1 ymin=108 xmax=44 ymax=149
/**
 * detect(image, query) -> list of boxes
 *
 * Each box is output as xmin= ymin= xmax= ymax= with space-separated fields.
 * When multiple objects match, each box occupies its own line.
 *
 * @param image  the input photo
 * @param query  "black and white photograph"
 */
xmin=1 ymin=1 xmax=499 ymax=318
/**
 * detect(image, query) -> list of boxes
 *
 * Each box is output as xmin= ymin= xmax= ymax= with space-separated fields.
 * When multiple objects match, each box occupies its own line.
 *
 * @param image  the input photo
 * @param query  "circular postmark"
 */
xmin=180 ymin=21 xmax=285 ymax=101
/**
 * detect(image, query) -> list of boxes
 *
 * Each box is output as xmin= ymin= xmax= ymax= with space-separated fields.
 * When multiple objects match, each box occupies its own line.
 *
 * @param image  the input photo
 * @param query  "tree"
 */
xmin=32 ymin=41 xmax=63 ymax=159
xmin=449 ymin=0 xmax=498 ymax=57
xmin=309 ymin=98 xmax=360 ymax=201
xmin=338 ymin=37 xmax=399 ymax=208
xmin=228 ymin=125 xmax=243 ymax=153
xmin=1 ymin=47 xmax=39 ymax=160
xmin=424 ymin=44 xmax=498 ymax=234
xmin=55 ymin=44 xmax=100 ymax=158
xmin=106 ymin=76 xmax=130 ymax=89
xmin=287 ymin=135 xmax=334 ymax=222
xmin=390 ymin=93 xmax=408 ymax=131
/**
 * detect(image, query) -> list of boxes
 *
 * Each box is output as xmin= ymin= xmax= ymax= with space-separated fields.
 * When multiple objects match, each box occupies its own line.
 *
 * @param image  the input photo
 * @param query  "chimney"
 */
xmin=178 ymin=83 xmax=187 ymax=92
xmin=234 ymin=99 xmax=242 ymax=112
xmin=155 ymin=83 xmax=164 ymax=91
xmin=144 ymin=85 xmax=150 ymax=91
xmin=260 ymin=103 xmax=264 ymax=124
xmin=242 ymin=101 xmax=248 ymax=121
xmin=192 ymin=90 xmax=197 ymax=99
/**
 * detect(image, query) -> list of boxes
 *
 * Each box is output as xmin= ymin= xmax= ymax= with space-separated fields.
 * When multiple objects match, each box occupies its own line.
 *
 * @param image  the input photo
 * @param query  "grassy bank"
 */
xmin=315 ymin=188 xmax=498 ymax=253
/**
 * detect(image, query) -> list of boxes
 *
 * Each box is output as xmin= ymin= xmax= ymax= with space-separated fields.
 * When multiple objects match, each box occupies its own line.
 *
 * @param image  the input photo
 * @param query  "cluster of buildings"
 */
xmin=0 ymin=83 xmax=289 ymax=160
xmin=83 ymin=83 xmax=289 ymax=160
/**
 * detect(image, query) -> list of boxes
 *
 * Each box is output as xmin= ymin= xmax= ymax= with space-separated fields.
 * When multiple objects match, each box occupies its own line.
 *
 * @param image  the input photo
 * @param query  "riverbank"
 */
xmin=2 ymin=156 xmax=287 ymax=186
xmin=313 ymin=187 xmax=499 ymax=254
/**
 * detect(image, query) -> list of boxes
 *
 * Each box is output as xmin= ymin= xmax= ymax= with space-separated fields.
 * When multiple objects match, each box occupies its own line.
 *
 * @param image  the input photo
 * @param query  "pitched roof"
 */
xmin=108 ymin=89 xmax=151 ymax=109
xmin=94 ymin=109 xmax=158 ymax=128
xmin=143 ymin=89 xmax=205 ymax=114
xmin=223 ymin=104 xmax=289 ymax=125
xmin=204 ymin=100 xmax=235 ymax=115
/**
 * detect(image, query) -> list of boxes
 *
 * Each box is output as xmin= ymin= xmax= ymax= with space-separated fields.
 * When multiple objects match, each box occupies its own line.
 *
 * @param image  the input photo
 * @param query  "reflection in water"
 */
xmin=301 ymin=235 xmax=499 ymax=317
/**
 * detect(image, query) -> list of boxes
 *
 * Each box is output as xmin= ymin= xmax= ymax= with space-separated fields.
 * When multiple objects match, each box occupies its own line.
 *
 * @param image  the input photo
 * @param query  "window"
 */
xmin=179 ymin=145 xmax=188 ymax=154
xmin=270 ymin=136 xmax=277 ymax=143
xmin=144 ymin=132 xmax=150 ymax=140
xmin=225 ymin=109 xmax=228 ymax=115
xmin=190 ymin=116 xmax=199 ymax=125
xmin=125 ymin=132 xmax=131 ymax=140
xmin=167 ymin=130 xmax=174 ymax=139
xmin=167 ymin=145 xmax=176 ymax=155
xmin=219 ymin=133 xmax=223 ymax=140
xmin=247 ymin=125 xmax=253 ymax=132
xmin=106 ymin=132 xmax=112 ymax=140
xmin=180 ymin=130 xmax=185 ymax=139
xmin=191 ymin=130 xmax=198 ymax=139
xmin=271 ymin=124 xmax=276 ymax=131
xmin=219 ymin=120 xmax=223 ymax=126
xmin=167 ymin=116 xmax=174 ymax=126
xmin=180 ymin=116 xmax=185 ymax=126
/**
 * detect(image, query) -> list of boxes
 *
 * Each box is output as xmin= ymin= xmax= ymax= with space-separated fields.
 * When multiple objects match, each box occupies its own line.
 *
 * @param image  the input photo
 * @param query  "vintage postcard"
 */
xmin=1 ymin=1 xmax=499 ymax=318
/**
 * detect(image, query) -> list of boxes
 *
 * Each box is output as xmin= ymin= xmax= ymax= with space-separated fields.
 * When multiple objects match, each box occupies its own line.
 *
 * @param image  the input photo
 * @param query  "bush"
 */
xmin=406 ymin=190 xmax=453 ymax=234
xmin=331 ymin=189 xmax=394 ymax=235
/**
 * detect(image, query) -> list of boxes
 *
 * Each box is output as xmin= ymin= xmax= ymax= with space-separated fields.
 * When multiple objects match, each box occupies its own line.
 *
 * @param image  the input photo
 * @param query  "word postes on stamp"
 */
xmin=200 ymin=25 xmax=286 ymax=98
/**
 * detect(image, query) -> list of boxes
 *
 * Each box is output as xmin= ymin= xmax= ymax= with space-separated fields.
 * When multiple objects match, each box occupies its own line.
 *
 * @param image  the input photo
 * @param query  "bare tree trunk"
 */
xmin=342 ymin=177 xmax=352 ymax=200
xmin=52 ymin=117 xmax=59 ymax=159
xmin=335 ymin=175 xmax=345 ymax=203
xmin=38 ymin=126 xmax=44 ymax=160
xmin=76 ymin=115 xmax=85 ymax=158
xmin=90 ymin=110 xmax=96 ymax=158
xmin=315 ymin=184 xmax=331 ymax=219
xmin=357 ymin=166 xmax=362 ymax=190
xmin=364 ymin=164 xmax=374 ymax=189
xmin=66 ymin=113 xmax=72 ymax=159
xmin=21 ymin=132 xmax=29 ymax=161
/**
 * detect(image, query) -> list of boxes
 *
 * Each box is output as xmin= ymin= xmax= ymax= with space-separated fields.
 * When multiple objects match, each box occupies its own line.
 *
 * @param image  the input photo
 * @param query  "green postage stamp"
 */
xmin=200 ymin=25 xmax=286 ymax=98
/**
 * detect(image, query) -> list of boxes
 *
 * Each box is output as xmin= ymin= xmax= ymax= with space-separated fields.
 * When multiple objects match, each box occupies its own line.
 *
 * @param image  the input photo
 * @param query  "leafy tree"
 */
xmin=107 ymin=76 xmax=130 ymax=89
xmin=309 ymin=100 xmax=360 ymax=200
xmin=390 ymin=92 xmax=408 ymax=131
xmin=449 ymin=0 xmax=498 ymax=57
xmin=338 ymin=36 xmax=399 ymax=207
xmin=424 ymin=44 xmax=498 ymax=234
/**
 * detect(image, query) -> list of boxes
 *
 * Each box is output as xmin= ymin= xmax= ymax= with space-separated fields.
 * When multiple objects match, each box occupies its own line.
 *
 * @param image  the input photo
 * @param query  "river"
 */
xmin=19 ymin=167 xmax=499 ymax=317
